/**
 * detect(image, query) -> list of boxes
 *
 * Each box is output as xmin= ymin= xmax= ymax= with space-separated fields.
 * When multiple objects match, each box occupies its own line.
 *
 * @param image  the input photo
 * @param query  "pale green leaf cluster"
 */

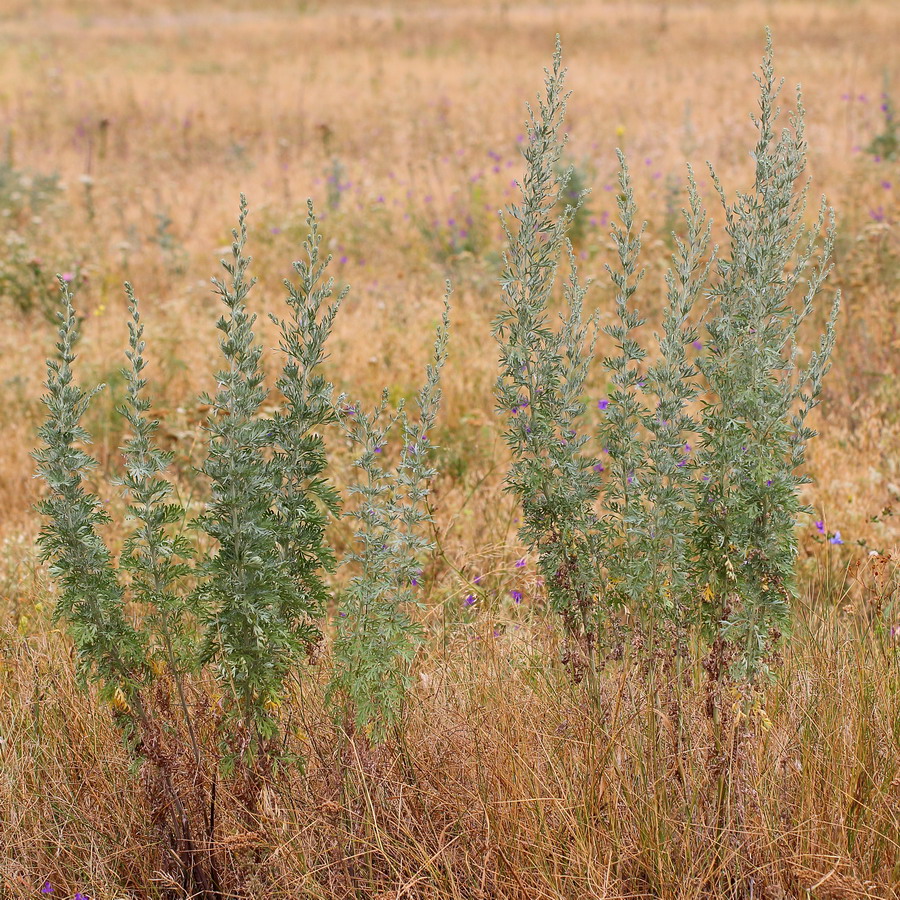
xmin=330 ymin=288 xmax=451 ymax=741
xmin=35 ymin=198 xmax=446 ymax=761
xmin=495 ymin=34 xmax=840 ymax=679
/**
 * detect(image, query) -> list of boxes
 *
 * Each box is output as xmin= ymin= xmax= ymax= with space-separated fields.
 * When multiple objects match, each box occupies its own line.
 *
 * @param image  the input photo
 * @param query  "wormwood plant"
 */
xmin=36 ymin=280 xmax=215 ymax=893
xmin=495 ymin=35 xmax=840 ymax=682
xmin=329 ymin=288 xmax=451 ymax=742
xmin=195 ymin=197 xmax=337 ymax=756
xmin=35 ymin=197 xmax=417 ymax=892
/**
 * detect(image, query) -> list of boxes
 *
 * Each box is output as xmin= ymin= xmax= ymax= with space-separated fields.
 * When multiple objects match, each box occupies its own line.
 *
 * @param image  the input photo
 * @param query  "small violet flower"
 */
xmin=464 ymin=594 xmax=476 ymax=606
xmin=514 ymin=557 xmax=526 ymax=568
xmin=598 ymin=399 xmax=609 ymax=410
xmin=41 ymin=883 xmax=52 ymax=895
xmin=510 ymin=589 xmax=523 ymax=603
xmin=814 ymin=520 xmax=825 ymax=534
xmin=830 ymin=531 xmax=844 ymax=545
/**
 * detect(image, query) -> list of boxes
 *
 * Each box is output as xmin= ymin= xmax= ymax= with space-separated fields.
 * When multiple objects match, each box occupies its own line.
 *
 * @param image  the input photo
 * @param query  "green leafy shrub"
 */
xmin=329 ymin=287 xmax=450 ymax=741
xmin=193 ymin=197 xmax=337 ymax=758
xmin=34 ymin=196 xmax=448 ymax=891
xmin=494 ymin=35 xmax=840 ymax=682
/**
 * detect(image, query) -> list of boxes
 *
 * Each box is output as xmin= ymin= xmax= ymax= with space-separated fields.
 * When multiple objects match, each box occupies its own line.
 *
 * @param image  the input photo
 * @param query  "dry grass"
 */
xmin=3 ymin=595 xmax=899 ymax=898
xmin=0 ymin=0 xmax=899 ymax=897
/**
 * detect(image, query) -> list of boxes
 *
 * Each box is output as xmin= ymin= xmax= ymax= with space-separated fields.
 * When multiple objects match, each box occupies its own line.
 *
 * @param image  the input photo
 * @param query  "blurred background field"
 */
xmin=0 ymin=1 xmax=899 ymax=897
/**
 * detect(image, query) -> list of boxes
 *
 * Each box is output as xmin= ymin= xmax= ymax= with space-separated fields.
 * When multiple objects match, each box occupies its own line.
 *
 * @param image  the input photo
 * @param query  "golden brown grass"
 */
xmin=1 ymin=1 xmax=899 ymax=897
xmin=3 ymin=589 xmax=899 ymax=897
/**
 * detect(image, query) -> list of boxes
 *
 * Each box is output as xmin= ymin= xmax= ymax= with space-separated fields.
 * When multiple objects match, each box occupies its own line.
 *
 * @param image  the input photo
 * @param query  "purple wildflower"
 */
xmin=598 ymin=399 xmax=609 ymax=410
xmin=510 ymin=589 xmax=523 ymax=603
xmin=515 ymin=558 xmax=526 ymax=568
xmin=473 ymin=575 xmax=483 ymax=585
xmin=464 ymin=594 xmax=476 ymax=606
xmin=815 ymin=520 xmax=825 ymax=533
xmin=41 ymin=883 xmax=52 ymax=895
xmin=830 ymin=531 xmax=844 ymax=545
xmin=593 ymin=463 xmax=605 ymax=473
xmin=692 ymin=340 xmax=703 ymax=350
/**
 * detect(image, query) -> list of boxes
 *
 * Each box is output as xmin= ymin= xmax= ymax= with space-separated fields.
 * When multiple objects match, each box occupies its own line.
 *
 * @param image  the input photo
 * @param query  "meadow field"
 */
xmin=0 ymin=0 xmax=899 ymax=897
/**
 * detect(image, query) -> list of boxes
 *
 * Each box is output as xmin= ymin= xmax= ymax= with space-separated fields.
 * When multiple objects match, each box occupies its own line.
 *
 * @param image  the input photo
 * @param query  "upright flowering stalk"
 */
xmin=195 ymin=196 xmax=314 ymax=756
xmin=640 ymin=171 xmax=712 ymax=627
xmin=34 ymin=278 xmax=145 ymax=714
xmin=694 ymin=33 xmax=840 ymax=679
xmin=330 ymin=288 xmax=450 ymax=741
xmin=270 ymin=200 xmax=346 ymax=648
xmin=597 ymin=154 xmax=651 ymax=618
xmin=493 ymin=39 xmax=605 ymax=659
xmin=118 ymin=285 xmax=196 ymax=753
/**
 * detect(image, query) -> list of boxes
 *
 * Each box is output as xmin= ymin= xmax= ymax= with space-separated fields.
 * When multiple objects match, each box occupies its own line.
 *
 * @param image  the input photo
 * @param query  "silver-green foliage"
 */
xmin=35 ymin=279 xmax=146 ymax=710
xmin=35 ymin=197 xmax=347 ymax=758
xmin=495 ymin=35 xmax=839 ymax=679
xmin=493 ymin=47 xmax=603 ymax=650
xmin=695 ymin=46 xmax=840 ymax=677
xmin=330 ymin=288 xmax=451 ymax=741
xmin=195 ymin=196 xmax=334 ymax=747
